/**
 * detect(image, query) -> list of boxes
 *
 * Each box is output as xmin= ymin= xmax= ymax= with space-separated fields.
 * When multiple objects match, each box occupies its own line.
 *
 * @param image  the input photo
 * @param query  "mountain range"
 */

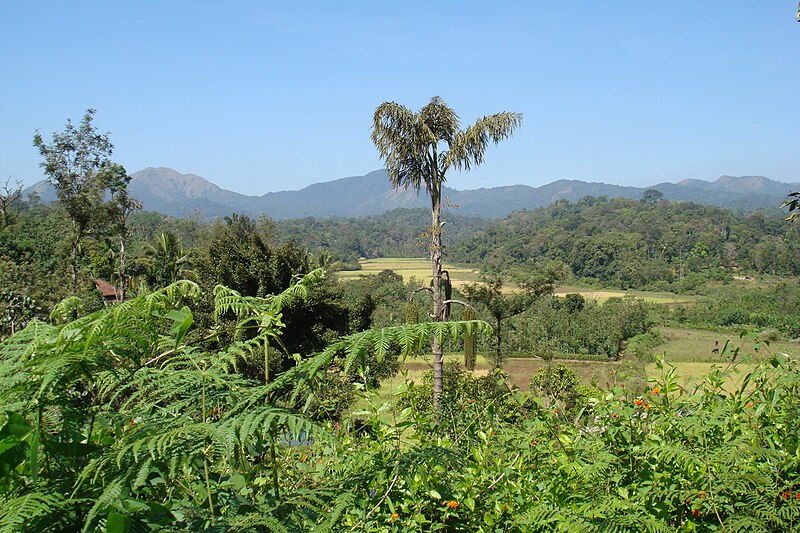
xmin=24 ymin=167 xmax=799 ymax=220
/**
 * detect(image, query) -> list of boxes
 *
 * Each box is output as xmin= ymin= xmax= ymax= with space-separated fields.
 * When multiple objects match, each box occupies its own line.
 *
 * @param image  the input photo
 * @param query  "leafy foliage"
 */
xmin=0 ymin=272 xmax=493 ymax=530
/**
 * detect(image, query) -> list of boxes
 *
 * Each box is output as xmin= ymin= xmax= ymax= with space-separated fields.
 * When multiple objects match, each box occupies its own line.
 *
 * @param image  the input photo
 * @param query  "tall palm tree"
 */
xmin=371 ymin=96 xmax=522 ymax=411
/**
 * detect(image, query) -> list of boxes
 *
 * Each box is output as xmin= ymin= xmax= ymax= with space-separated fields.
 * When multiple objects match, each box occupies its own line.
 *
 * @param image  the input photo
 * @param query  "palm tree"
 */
xmin=139 ymin=231 xmax=194 ymax=288
xmin=371 ymin=96 xmax=522 ymax=411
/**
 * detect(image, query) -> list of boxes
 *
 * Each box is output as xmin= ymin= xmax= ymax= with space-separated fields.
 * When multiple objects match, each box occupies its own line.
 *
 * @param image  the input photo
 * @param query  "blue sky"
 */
xmin=2 ymin=1 xmax=799 ymax=195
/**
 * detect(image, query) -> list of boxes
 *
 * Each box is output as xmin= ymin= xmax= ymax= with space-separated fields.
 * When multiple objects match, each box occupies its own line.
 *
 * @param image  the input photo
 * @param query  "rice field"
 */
xmin=338 ymin=258 xmax=697 ymax=302
xmin=336 ymin=258 xmax=482 ymax=289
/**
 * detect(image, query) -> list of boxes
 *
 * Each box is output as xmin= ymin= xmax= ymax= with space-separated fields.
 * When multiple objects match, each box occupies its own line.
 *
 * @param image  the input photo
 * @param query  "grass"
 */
xmin=651 ymin=326 xmax=800 ymax=362
xmin=644 ymin=361 xmax=758 ymax=393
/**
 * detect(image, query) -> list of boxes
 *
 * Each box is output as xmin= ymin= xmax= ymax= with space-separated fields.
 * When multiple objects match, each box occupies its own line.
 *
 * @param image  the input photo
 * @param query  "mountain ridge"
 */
xmin=24 ymin=167 xmax=799 ymax=220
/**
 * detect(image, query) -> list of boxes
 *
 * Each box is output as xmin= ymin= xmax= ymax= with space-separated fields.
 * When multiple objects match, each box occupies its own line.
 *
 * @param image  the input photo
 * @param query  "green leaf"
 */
xmin=164 ymin=306 xmax=193 ymax=347
xmin=105 ymin=512 xmax=130 ymax=533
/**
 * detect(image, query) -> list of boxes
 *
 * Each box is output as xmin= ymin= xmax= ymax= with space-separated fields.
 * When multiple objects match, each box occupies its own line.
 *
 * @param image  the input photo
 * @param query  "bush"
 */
xmin=529 ymin=363 xmax=594 ymax=418
xmin=626 ymin=329 xmax=666 ymax=362
xmin=399 ymin=362 xmax=526 ymax=439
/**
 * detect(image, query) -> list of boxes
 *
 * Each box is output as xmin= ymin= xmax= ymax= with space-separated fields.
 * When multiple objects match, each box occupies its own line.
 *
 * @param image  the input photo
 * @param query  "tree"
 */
xmin=139 ymin=231 xmax=194 ymax=288
xmin=640 ymin=189 xmax=664 ymax=205
xmin=102 ymin=163 xmax=141 ymax=301
xmin=464 ymin=270 xmax=556 ymax=366
xmin=33 ymin=109 xmax=115 ymax=290
xmin=0 ymin=178 xmax=22 ymax=228
xmin=371 ymin=96 xmax=522 ymax=411
xmin=782 ymin=191 xmax=800 ymax=222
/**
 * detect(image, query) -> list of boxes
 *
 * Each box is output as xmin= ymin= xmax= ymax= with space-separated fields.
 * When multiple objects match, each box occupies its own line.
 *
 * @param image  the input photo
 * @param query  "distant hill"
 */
xmin=24 ymin=168 xmax=799 ymax=220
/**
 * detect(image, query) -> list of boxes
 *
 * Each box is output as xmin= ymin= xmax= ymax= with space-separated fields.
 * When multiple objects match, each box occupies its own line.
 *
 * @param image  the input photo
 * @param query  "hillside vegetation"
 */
xmin=450 ymin=196 xmax=800 ymax=290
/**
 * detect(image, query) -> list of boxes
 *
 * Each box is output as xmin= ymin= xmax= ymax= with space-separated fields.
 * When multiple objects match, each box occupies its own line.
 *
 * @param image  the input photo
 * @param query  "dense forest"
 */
xmin=449 ymin=195 xmax=800 ymax=290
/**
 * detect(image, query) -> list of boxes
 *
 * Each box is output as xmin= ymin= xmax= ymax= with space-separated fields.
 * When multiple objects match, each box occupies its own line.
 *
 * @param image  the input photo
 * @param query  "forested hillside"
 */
xmin=275 ymin=208 xmax=487 ymax=262
xmin=449 ymin=196 xmax=800 ymax=290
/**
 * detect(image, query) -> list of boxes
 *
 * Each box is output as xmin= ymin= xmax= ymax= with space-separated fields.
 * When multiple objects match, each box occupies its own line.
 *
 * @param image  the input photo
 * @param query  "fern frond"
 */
xmin=0 ymin=491 xmax=69 ymax=533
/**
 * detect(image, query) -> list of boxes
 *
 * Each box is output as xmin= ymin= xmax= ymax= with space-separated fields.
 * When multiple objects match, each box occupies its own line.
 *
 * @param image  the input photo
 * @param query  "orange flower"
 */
xmin=782 ymin=491 xmax=791 ymax=499
xmin=530 ymin=439 xmax=538 ymax=446
xmin=651 ymin=387 xmax=661 ymax=394
xmin=746 ymin=402 xmax=753 ymax=408
xmin=644 ymin=404 xmax=652 ymax=410
xmin=698 ymin=490 xmax=706 ymax=499
xmin=448 ymin=501 xmax=459 ymax=509
xmin=634 ymin=399 xmax=644 ymax=406
xmin=692 ymin=509 xmax=700 ymax=517
xmin=389 ymin=512 xmax=399 ymax=522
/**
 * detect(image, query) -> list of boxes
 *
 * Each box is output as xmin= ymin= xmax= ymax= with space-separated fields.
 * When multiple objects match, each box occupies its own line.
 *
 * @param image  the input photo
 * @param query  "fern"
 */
xmin=0 ymin=492 xmax=71 ymax=533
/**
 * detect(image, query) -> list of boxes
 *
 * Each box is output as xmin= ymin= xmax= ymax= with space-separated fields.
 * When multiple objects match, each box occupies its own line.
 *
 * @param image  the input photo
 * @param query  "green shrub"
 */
xmin=626 ymin=328 xmax=666 ymax=362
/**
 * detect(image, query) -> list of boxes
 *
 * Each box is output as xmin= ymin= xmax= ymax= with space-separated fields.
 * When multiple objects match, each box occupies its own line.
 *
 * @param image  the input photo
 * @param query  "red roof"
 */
xmin=94 ymin=279 xmax=120 ymax=301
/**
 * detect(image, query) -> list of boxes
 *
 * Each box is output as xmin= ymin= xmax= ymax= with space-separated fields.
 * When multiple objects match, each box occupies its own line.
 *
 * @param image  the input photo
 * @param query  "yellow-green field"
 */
xmin=338 ymin=258 xmax=697 ymax=302
xmin=336 ymin=258 xmax=482 ymax=289
xmin=554 ymin=286 xmax=697 ymax=305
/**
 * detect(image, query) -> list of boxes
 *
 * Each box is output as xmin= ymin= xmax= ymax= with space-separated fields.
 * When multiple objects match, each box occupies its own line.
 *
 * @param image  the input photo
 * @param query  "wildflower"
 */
xmin=685 ymin=497 xmax=692 ymax=504
xmin=651 ymin=387 xmax=661 ymax=394
xmin=692 ymin=509 xmax=700 ymax=517
xmin=389 ymin=513 xmax=399 ymax=522
xmin=448 ymin=501 xmax=459 ymax=509
xmin=369 ymin=489 xmax=377 ymax=498
xmin=746 ymin=402 xmax=753 ymax=408
xmin=795 ymin=492 xmax=800 ymax=499
xmin=531 ymin=439 xmax=537 ymax=446
xmin=782 ymin=491 xmax=790 ymax=499
xmin=698 ymin=491 xmax=706 ymax=499
xmin=644 ymin=404 xmax=652 ymax=411
xmin=634 ymin=399 xmax=644 ymax=406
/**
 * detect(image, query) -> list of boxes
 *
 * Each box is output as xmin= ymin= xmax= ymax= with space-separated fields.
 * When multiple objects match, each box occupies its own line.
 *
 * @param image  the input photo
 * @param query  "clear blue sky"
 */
xmin=3 ymin=1 xmax=799 ymax=195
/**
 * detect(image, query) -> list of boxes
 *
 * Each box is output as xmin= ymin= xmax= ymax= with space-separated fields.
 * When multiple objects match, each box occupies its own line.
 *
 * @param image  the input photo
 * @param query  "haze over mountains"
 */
xmin=25 ymin=168 xmax=799 ymax=220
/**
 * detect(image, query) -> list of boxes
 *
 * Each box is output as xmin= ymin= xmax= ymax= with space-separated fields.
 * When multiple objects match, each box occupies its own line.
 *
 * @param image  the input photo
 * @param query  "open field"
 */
xmin=375 ymin=352 xmax=646 ymax=395
xmin=554 ymin=286 xmax=698 ymax=305
xmin=652 ymin=326 xmax=800 ymax=362
xmin=371 ymin=325 xmax=800 ymax=400
xmin=338 ymin=258 xmax=697 ymax=302
xmin=644 ymin=361 xmax=759 ymax=393
xmin=337 ymin=257 xmax=482 ymax=289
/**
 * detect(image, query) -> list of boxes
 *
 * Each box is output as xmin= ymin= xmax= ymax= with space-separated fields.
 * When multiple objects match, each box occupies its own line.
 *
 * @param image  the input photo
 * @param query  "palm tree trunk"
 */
xmin=430 ymin=183 xmax=445 ymax=413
